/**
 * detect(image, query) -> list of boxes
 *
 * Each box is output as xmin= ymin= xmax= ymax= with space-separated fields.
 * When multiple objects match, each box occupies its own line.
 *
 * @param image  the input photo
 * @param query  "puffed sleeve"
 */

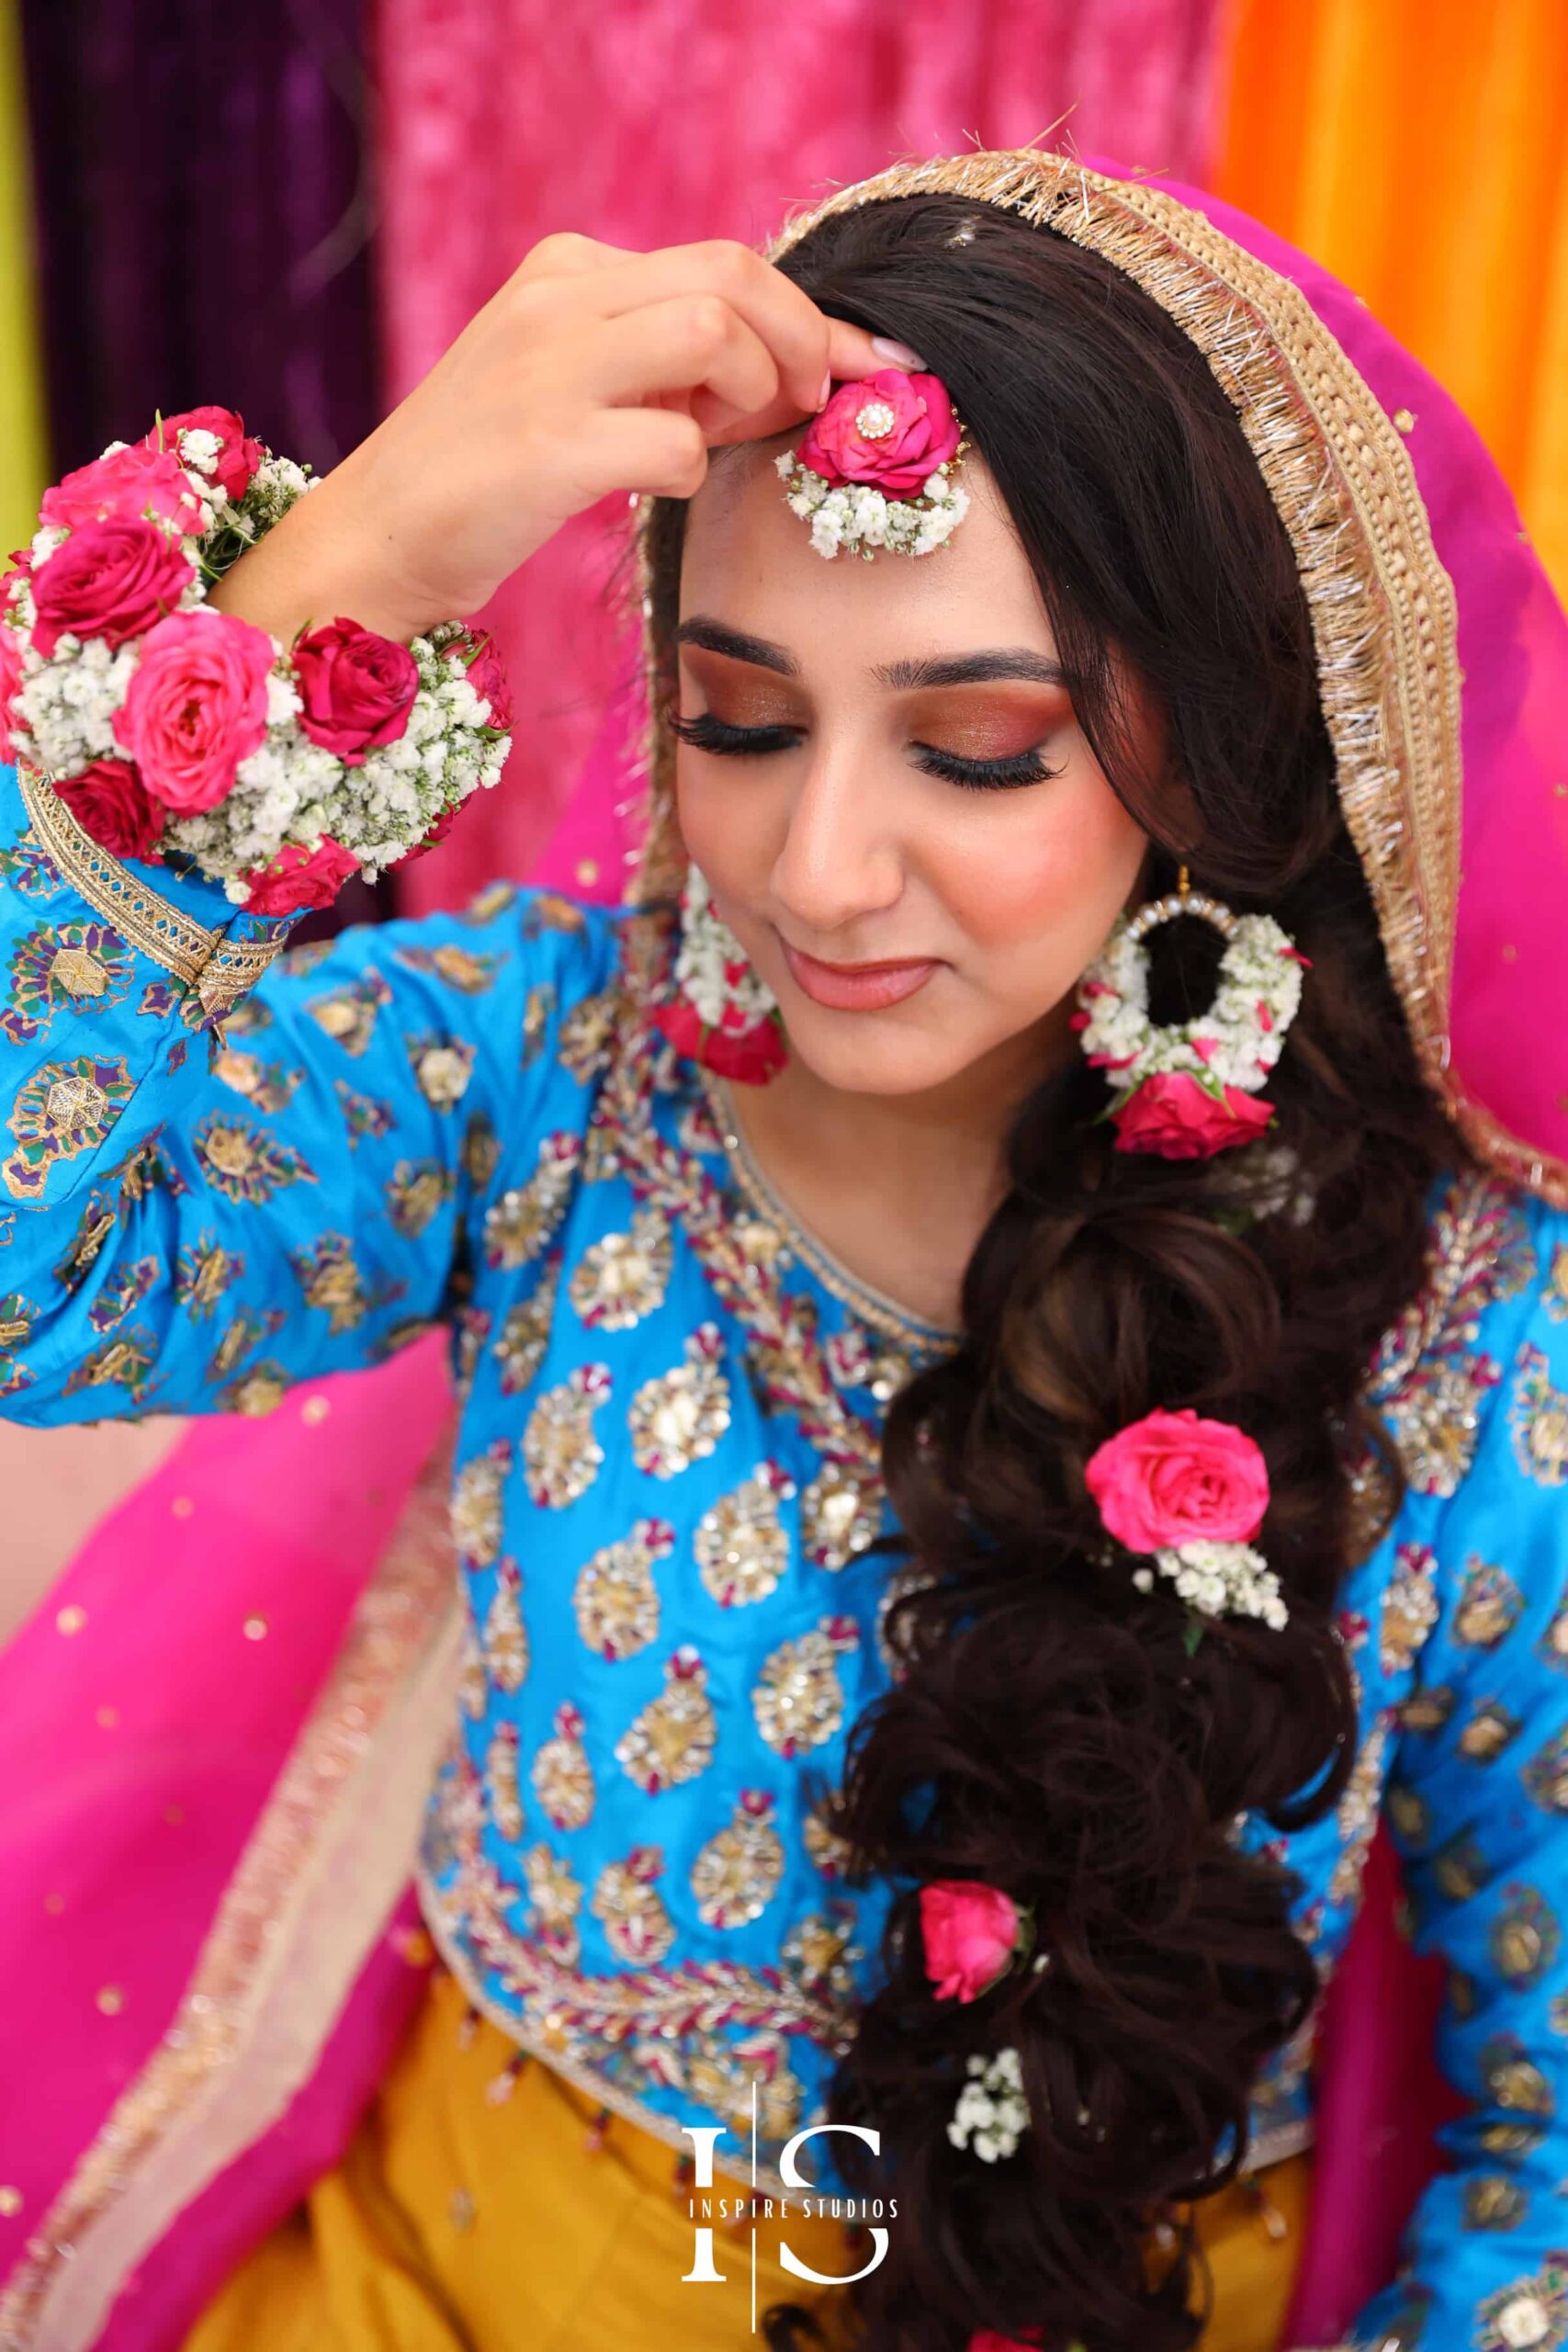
xmin=1349 ymin=1192 xmax=1568 ymax=2350
xmin=0 ymin=759 xmax=617 ymax=1421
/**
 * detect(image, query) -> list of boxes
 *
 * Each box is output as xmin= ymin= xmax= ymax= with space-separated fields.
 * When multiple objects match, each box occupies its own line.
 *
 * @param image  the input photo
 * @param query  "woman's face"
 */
xmin=674 ymin=438 xmax=1155 ymax=1099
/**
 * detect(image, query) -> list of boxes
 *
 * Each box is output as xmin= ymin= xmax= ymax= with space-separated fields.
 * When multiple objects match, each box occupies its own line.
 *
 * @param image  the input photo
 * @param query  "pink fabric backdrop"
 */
xmin=370 ymin=0 xmax=1226 ymax=912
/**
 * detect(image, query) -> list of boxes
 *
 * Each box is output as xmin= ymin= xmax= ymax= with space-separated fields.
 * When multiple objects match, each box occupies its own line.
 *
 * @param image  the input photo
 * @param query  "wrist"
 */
xmin=208 ymin=459 xmax=433 ymax=647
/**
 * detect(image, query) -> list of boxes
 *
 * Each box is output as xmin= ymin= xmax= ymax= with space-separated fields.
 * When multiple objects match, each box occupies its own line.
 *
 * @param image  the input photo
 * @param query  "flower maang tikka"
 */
xmin=776 ymin=366 xmax=970 ymax=560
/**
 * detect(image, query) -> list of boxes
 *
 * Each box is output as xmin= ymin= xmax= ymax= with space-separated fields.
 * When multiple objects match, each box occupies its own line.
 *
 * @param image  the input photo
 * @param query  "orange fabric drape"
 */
xmin=1212 ymin=0 xmax=1568 ymax=599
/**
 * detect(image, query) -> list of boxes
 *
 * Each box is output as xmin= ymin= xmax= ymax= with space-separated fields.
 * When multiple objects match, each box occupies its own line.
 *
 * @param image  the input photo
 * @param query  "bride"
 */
xmin=2 ymin=148 xmax=1565 ymax=2352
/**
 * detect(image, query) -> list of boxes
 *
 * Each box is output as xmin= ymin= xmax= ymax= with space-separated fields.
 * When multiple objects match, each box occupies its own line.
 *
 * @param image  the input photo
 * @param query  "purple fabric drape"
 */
xmin=18 ymin=0 xmax=386 ymax=926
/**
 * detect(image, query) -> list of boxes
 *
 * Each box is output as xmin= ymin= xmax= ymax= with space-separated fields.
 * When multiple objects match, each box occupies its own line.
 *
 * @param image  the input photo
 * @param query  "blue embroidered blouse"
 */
xmin=5 ymin=754 xmax=1568 ymax=2350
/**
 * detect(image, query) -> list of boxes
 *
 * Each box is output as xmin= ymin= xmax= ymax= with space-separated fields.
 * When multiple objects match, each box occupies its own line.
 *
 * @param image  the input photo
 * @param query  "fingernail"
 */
xmin=815 ymin=369 xmax=832 ymax=410
xmin=871 ymin=335 xmax=927 ymax=369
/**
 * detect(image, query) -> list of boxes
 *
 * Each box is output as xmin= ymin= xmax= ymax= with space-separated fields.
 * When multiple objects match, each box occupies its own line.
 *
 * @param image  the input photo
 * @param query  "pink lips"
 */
xmin=780 ymin=936 xmax=940 ymax=1012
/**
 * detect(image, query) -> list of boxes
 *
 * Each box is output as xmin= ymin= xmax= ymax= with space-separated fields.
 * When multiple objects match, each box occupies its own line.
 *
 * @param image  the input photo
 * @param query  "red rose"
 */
xmin=41 ymin=443 xmax=202 ymax=535
xmin=464 ymin=634 xmax=513 ymax=732
xmin=1109 ymin=1070 xmax=1275 ymax=1159
xmin=293 ymin=616 xmax=418 ymax=764
xmin=968 ymin=2335 xmax=1044 ymax=2352
xmin=390 ymin=800 xmax=460 ymax=865
xmin=919 ymin=1881 xmax=1023 ymax=2003
xmin=29 ymin=520 xmax=194 ymax=659
xmin=53 ymin=757 xmax=165 ymax=860
xmin=795 ymin=368 xmax=961 ymax=495
xmin=144 ymin=406 xmax=263 ymax=503
xmin=1084 ymin=1408 xmax=1269 ymax=1555
xmin=243 ymin=836 xmax=359 ymax=915
xmin=113 ymin=608 xmax=274 ymax=812
xmin=651 ymin=997 xmax=786 ymax=1084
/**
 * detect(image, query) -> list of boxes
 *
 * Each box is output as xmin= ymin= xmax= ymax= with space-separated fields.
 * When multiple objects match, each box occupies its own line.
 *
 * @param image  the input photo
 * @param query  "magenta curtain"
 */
xmin=370 ymin=0 xmax=1226 ymax=911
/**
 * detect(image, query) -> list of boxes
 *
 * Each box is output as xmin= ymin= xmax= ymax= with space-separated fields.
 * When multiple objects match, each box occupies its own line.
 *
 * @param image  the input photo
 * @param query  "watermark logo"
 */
xmin=678 ymin=2081 xmax=897 ymax=2331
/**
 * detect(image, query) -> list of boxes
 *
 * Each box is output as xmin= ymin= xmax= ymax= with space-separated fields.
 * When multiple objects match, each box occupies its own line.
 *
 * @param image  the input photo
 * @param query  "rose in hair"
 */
xmin=293 ymin=617 xmax=419 ymax=764
xmin=1084 ymin=1408 xmax=1269 ymax=1555
xmin=919 ymin=1880 xmax=1024 ymax=2003
xmin=41 ymin=443 xmax=203 ymax=536
xmin=53 ymin=758 xmax=165 ymax=861
xmin=243 ymin=836 xmax=359 ymax=915
xmin=29 ymin=520 xmax=194 ymax=659
xmin=796 ymin=368 xmax=961 ymax=496
xmin=113 ymin=608 xmax=274 ymax=812
xmin=144 ymin=406 xmax=264 ymax=503
xmin=1110 ymin=1070 xmax=1275 ymax=1159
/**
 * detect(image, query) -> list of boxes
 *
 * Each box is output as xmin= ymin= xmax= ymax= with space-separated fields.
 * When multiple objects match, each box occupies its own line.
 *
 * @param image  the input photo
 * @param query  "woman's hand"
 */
xmin=212 ymin=235 xmax=914 ymax=644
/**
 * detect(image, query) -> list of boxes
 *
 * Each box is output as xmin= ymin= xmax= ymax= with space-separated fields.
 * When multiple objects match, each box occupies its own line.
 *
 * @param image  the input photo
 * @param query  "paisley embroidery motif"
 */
xmin=694 ymin=1463 xmax=796 ymax=1607
xmin=752 ymin=1616 xmax=860 ymax=1759
xmin=1489 ymin=1886 xmax=1562 ymax=1988
xmin=383 ymin=1159 xmax=454 ymax=1239
xmin=333 ymin=1077 xmax=395 ymax=1148
xmin=86 ymin=1253 xmax=160 ymax=1335
xmin=5 ymin=1054 xmax=134 ymax=1200
xmin=801 ymin=1460 xmax=882 ymax=1571
xmin=592 ymin=1846 xmax=676 ymax=1963
xmin=173 ymin=1231 xmax=244 ymax=1321
xmin=1509 ymin=1343 xmax=1568 ymax=1487
xmin=568 ymin=1204 xmax=672 ymax=1331
xmin=532 ymin=1702 xmax=595 ymax=1831
xmin=1381 ymin=1541 xmax=1441 ymax=1676
xmin=558 ymin=988 xmax=619 ymax=1085
xmin=614 ymin=1645 xmax=717 ymax=1794
xmin=0 ymin=920 xmax=133 ymax=1045
xmin=522 ymin=1363 xmax=611 ymax=1508
xmin=210 ymin=1047 xmax=305 ymax=1114
xmin=486 ymin=1721 xmax=525 ymax=1842
xmin=303 ymin=968 xmax=390 ymax=1056
xmin=408 ymin=1034 xmax=474 ymax=1110
xmin=482 ymin=1559 xmax=529 ymax=1693
xmin=627 ymin=1323 xmax=730 ymax=1477
xmin=451 ymin=1439 xmax=511 ymax=1569
xmin=492 ymin=1254 xmax=562 ymax=1396
xmin=0 ymin=1288 xmax=35 ymax=1397
xmin=1453 ymin=1556 xmax=1526 ymax=1648
xmin=573 ymin=1516 xmax=674 ymax=1661
xmin=483 ymin=1133 xmax=581 ymax=1270
xmin=691 ymin=1790 xmax=786 ymax=1928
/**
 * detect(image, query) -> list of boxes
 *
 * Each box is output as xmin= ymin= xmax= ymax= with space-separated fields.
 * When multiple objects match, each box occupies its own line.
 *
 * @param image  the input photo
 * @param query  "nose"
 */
xmin=767 ymin=741 xmax=904 ymax=944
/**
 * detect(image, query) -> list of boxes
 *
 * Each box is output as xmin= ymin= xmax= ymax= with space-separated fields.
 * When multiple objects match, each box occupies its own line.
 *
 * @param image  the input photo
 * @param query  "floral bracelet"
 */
xmin=0 ymin=406 xmax=512 ymax=915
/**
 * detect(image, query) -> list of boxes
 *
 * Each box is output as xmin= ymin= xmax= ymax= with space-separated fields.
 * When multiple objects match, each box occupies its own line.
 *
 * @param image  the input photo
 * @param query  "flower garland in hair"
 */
xmin=0 ymin=406 xmax=512 ymax=913
xmin=1084 ymin=1407 xmax=1287 ymax=1650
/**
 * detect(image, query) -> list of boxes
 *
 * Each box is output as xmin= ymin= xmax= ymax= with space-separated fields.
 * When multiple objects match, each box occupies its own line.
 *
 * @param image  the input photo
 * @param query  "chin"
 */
xmin=780 ymin=1010 xmax=975 ymax=1097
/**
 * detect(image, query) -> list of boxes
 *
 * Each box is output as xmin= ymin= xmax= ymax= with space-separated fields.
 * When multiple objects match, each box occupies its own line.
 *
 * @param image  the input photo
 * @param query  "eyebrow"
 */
xmin=674 ymin=615 xmax=1066 ymax=691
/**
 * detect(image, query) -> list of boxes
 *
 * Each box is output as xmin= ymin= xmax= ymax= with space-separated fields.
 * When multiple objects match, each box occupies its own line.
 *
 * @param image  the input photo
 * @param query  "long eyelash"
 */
xmin=671 ymin=711 xmax=802 ymax=756
xmin=671 ymin=708 xmax=1061 ymax=793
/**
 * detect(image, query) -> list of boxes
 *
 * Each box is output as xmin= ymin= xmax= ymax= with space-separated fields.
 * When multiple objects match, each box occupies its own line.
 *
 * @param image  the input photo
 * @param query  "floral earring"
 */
xmin=650 ymin=862 xmax=788 ymax=1084
xmin=1073 ymin=867 xmax=1309 ymax=1158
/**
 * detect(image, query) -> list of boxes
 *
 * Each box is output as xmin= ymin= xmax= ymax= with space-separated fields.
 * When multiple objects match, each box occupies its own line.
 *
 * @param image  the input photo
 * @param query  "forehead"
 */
xmin=678 ymin=436 xmax=1054 ymax=660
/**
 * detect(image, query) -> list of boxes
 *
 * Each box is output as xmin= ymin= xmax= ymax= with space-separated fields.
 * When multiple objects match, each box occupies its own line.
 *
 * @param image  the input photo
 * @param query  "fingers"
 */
xmin=560 ymin=240 xmax=836 ymax=414
xmin=571 ymin=406 xmax=708 ymax=500
xmin=585 ymin=294 xmax=783 ymax=423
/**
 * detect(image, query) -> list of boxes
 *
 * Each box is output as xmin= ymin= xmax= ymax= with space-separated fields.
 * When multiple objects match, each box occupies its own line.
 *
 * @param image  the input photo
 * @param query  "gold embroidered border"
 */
xmin=15 ymin=764 xmax=287 ymax=1015
xmin=628 ymin=152 xmax=1562 ymax=1203
xmin=0 ymin=1420 xmax=463 ymax=2352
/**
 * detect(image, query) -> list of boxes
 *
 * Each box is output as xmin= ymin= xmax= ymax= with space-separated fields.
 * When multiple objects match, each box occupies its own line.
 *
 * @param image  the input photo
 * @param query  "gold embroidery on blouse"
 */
xmin=573 ymin=1515 xmax=673 ymax=1660
xmin=521 ymin=1361 xmax=611 ymax=1508
xmin=15 ymin=765 xmax=287 ymax=1018
xmin=614 ymin=1645 xmax=717 ymax=1793
xmin=532 ymin=1702 xmax=595 ymax=1831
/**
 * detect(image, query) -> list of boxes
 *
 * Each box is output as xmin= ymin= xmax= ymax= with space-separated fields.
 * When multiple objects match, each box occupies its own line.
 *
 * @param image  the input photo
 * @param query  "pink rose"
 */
xmin=1110 ymin=1070 xmax=1275 ymax=1159
xmin=651 ymin=996 xmax=787 ymax=1085
xmin=41 ymin=443 xmax=202 ymax=536
xmin=1084 ymin=1408 xmax=1269 ymax=1555
xmin=243 ymin=836 xmax=359 ymax=915
xmin=53 ymin=757 xmax=165 ymax=860
xmin=795 ymin=368 xmax=962 ymax=496
xmin=464 ymin=633 xmax=513 ymax=732
xmin=113 ymin=608 xmax=274 ymax=812
xmin=919 ymin=1881 xmax=1022 ymax=2003
xmin=968 ymin=2335 xmax=1043 ymax=2352
xmin=143 ymin=406 xmax=263 ymax=503
xmin=0 ymin=621 xmax=23 ymax=744
xmin=29 ymin=520 xmax=194 ymax=658
xmin=293 ymin=616 xmax=418 ymax=764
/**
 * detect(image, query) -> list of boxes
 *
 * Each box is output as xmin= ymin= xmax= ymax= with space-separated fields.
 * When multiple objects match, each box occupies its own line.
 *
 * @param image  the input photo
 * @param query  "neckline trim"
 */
xmin=701 ymin=1069 xmax=964 ymax=1349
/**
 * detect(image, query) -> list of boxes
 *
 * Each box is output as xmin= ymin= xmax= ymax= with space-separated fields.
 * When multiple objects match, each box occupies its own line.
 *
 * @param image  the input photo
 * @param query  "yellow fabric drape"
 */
xmin=1213 ymin=0 xmax=1568 ymax=600
xmin=0 ymin=0 xmax=46 ymax=562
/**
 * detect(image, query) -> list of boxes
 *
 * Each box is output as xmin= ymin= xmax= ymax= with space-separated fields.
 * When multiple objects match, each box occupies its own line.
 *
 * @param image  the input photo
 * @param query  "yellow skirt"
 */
xmin=185 ymin=1965 xmax=1312 ymax=2352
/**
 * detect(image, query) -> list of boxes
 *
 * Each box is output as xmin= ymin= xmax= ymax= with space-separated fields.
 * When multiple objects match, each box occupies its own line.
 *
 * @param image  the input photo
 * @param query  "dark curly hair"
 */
xmin=642 ymin=191 xmax=1461 ymax=2352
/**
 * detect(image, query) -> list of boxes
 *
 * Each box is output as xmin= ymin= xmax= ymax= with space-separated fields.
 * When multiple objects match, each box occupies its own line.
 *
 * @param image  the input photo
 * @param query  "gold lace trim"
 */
xmin=629 ymin=151 xmax=1561 ymax=1204
xmin=16 ymin=765 xmax=285 ymax=1015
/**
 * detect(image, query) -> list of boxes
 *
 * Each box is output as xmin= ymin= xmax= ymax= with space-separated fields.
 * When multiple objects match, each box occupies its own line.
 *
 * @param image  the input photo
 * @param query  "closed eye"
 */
xmin=671 ymin=709 xmax=1063 ymax=793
